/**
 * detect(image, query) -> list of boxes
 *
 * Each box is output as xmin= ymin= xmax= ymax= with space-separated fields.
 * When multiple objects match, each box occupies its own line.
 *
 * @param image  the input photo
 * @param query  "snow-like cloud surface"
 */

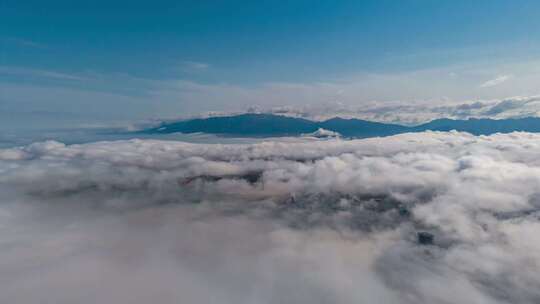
xmin=2 ymin=133 xmax=540 ymax=303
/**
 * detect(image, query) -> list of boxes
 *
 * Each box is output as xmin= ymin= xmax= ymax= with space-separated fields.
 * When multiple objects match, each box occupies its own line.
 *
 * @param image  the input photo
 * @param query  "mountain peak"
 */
xmin=144 ymin=113 xmax=540 ymax=137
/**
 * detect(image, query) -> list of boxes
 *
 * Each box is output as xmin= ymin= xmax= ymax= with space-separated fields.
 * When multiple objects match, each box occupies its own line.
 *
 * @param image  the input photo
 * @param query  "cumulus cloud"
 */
xmin=2 ymin=132 xmax=540 ymax=303
xmin=257 ymin=95 xmax=540 ymax=125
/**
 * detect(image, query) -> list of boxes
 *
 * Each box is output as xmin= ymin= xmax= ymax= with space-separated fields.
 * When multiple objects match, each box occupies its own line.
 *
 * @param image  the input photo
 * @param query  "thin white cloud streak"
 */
xmin=180 ymin=60 xmax=210 ymax=72
xmin=480 ymin=75 xmax=513 ymax=88
xmin=2 ymin=132 xmax=540 ymax=303
xmin=1 ymin=37 xmax=47 ymax=49
xmin=0 ymin=66 xmax=85 ymax=81
xmin=0 ymin=66 xmax=87 ymax=81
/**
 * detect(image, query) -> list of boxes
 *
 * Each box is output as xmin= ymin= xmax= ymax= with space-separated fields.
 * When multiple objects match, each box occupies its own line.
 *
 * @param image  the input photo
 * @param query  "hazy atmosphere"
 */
xmin=3 ymin=1 xmax=540 ymax=303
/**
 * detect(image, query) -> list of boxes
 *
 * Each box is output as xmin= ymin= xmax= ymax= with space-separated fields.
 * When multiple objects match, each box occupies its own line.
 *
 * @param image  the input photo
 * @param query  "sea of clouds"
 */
xmin=1 ymin=132 xmax=540 ymax=303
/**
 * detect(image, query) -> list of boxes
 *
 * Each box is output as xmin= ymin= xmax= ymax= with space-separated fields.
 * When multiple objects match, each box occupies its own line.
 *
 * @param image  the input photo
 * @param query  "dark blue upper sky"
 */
xmin=2 ymin=0 xmax=540 ymax=129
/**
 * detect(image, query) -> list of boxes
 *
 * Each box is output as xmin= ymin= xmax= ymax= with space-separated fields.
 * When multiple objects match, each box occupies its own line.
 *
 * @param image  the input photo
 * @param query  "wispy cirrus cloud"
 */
xmin=180 ymin=60 xmax=210 ymax=72
xmin=0 ymin=66 xmax=84 ymax=81
xmin=1 ymin=37 xmax=47 ymax=49
xmin=479 ymin=74 xmax=513 ymax=88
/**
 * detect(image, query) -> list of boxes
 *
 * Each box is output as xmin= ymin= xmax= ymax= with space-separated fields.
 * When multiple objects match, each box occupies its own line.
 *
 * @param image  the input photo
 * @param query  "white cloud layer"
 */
xmin=2 ymin=132 xmax=540 ymax=303
xmin=257 ymin=95 xmax=540 ymax=125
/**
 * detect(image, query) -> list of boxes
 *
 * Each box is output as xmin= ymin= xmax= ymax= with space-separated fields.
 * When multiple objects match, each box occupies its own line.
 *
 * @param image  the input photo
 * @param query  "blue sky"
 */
xmin=3 ymin=0 xmax=540 ymax=129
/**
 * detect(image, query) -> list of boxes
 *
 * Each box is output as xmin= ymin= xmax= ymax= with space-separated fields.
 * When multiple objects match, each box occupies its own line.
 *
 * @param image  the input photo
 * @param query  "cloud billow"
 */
xmin=261 ymin=95 xmax=540 ymax=125
xmin=1 ymin=132 xmax=540 ymax=303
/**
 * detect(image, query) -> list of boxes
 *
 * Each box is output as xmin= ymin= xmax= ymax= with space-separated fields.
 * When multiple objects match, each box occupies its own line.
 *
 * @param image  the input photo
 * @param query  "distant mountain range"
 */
xmin=142 ymin=113 xmax=540 ymax=138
